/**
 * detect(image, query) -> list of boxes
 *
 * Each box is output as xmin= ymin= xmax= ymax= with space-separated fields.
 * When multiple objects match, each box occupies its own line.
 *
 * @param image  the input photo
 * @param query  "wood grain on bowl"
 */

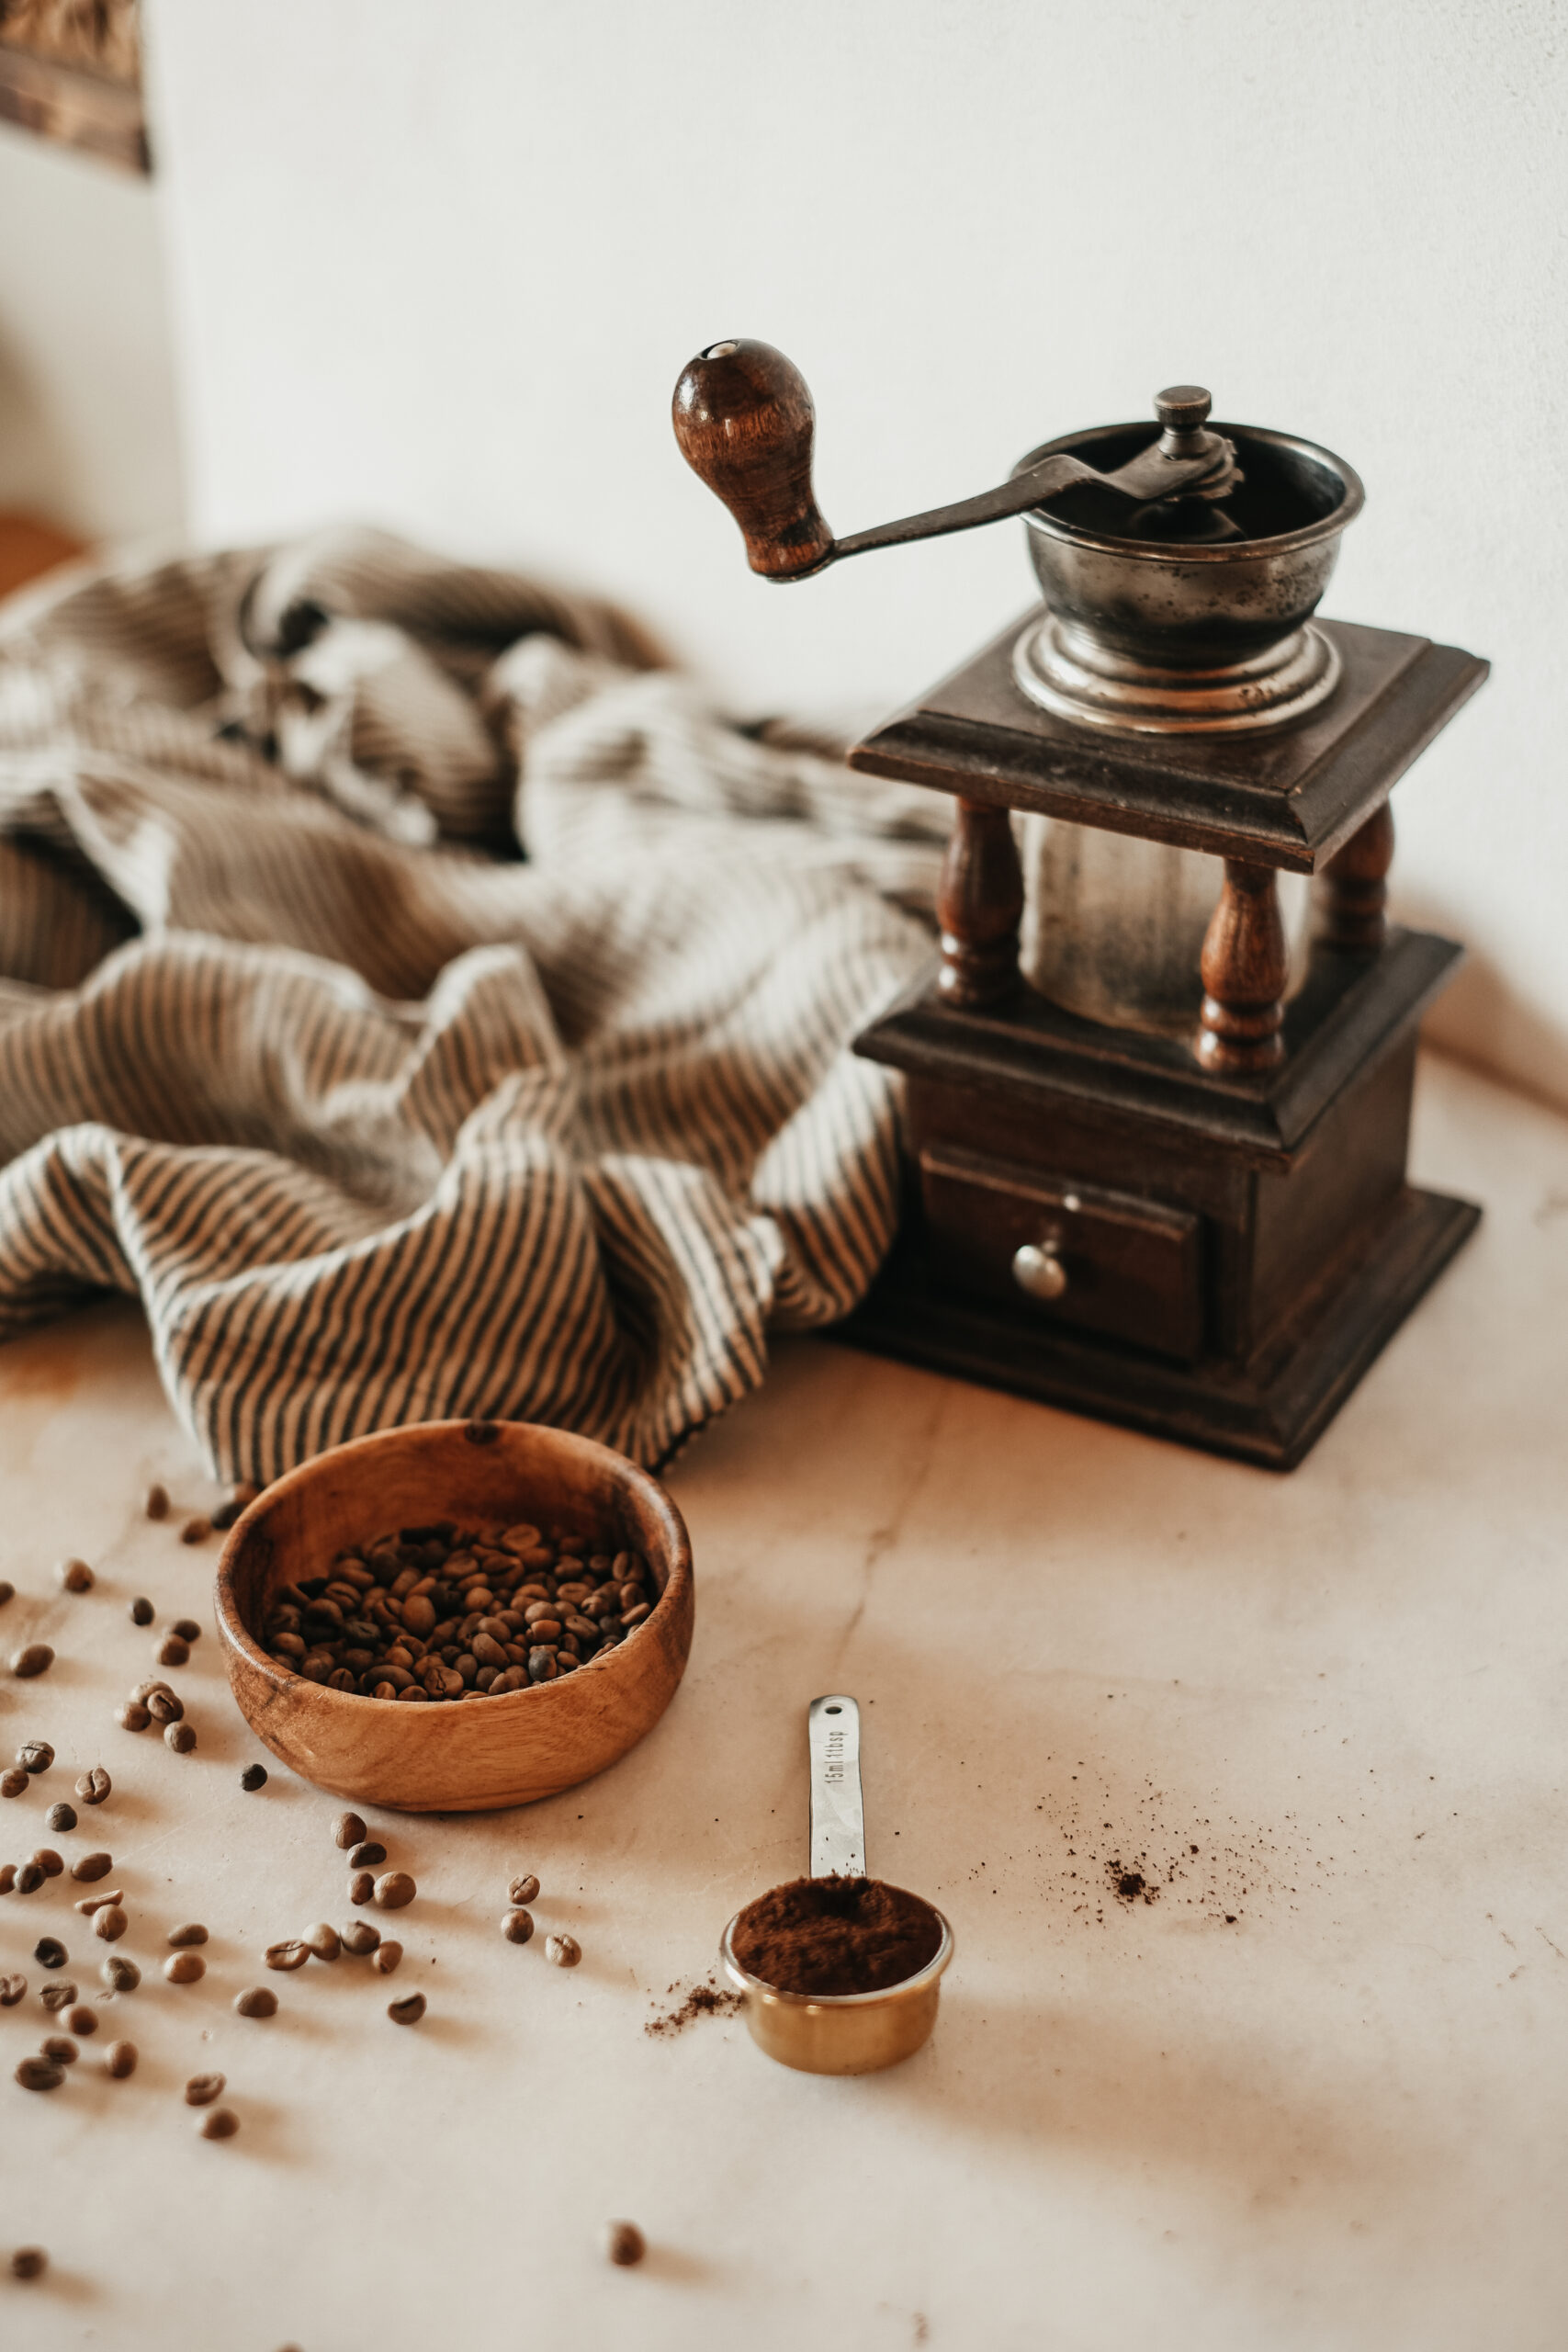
xmin=215 ymin=1421 xmax=693 ymax=1812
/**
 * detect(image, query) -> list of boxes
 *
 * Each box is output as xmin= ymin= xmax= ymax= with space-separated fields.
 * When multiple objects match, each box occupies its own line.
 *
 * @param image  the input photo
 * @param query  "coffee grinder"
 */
xmin=672 ymin=341 xmax=1487 ymax=1467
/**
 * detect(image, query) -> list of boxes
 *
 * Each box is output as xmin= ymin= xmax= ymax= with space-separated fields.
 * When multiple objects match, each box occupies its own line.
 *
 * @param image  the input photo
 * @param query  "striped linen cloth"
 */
xmin=0 ymin=528 xmax=948 ymax=1480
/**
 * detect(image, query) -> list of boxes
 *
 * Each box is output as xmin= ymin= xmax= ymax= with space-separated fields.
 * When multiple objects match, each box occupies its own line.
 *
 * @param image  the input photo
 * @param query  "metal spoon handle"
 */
xmin=807 ymin=1694 xmax=866 ymax=1880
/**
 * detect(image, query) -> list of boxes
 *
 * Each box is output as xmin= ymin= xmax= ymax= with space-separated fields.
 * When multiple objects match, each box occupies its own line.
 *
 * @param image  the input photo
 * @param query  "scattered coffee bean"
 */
xmin=65 ymin=2005 xmax=96 ymax=2037
xmin=502 ymin=1908 xmax=535 ymax=1945
xmin=164 ymin=1952 xmax=205 ymax=1984
xmin=101 ymin=1956 xmax=140 ymax=1992
xmin=0 ymin=1974 xmax=25 ymax=2005
xmin=173 ymin=1619 xmax=201 ymax=1644
xmin=373 ymin=1871 xmax=415 ymax=1910
xmin=39 ymin=1978 xmax=75 ymax=2008
xmin=333 ymin=1810 xmax=367 ymax=1849
xmin=31 ymin=1849 xmax=62 ymax=1878
xmin=388 ymin=1992 xmax=426 ymax=2025
xmin=167 ymin=1923 xmax=209 ymax=1948
xmin=56 ymin=1557 xmax=95 ymax=1593
xmin=304 ymin=1923 xmax=341 ymax=1962
xmin=346 ymin=1839 xmax=386 ymax=1870
xmin=347 ymin=1871 xmax=374 ymax=1905
xmin=509 ymin=1872 xmax=541 ymax=1905
xmin=185 ymin=2071 xmax=226 ymax=2106
xmin=17 ymin=1742 xmax=52 ymax=1774
xmin=265 ymin=1939 xmax=310 ymax=1972
xmin=603 ymin=2220 xmax=646 ymax=2267
xmin=40 ymin=2036 xmax=77 ymax=2064
xmin=210 ymin=1482 xmax=259 ymax=1532
xmin=198 ymin=2105 xmax=240 ymax=2138
xmin=10 ymin=1645 xmax=53 ymax=1679
xmin=341 ymin=1920 xmax=380 ymax=1957
xmin=545 ymin=1934 xmax=581 ymax=1969
xmin=164 ymin=1722 xmax=197 ymax=1755
xmin=146 ymin=1689 xmax=183 ymax=1723
xmin=130 ymin=1596 xmax=155 ymax=1625
xmin=75 ymin=1768 xmax=111 ymax=1806
xmin=15 ymin=2055 xmax=63 ymax=2091
xmin=157 ymin=1634 xmax=191 ymax=1668
xmin=94 ymin=1906 xmax=128 ymax=1941
xmin=145 ymin=1482 xmax=170 ymax=1521
xmin=240 ymin=1763 xmax=268 ymax=1791
xmin=105 ymin=2039 xmax=138 ymax=2076
xmin=75 ymin=1889 xmax=122 ymax=1914
xmin=11 ymin=2245 xmax=48 ymax=2277
xmin=118 ymin=1700 xmax=152 ymax=1732
xmin=233 ymin=1985 xmax=277 ymax=2017
xmin=0 ymin=1580 xmax=10 ymax=1606
xmin=371 ymin=1940 xmax=403 ymax=1976
xmin=15 ymin=1863 xmax=44 ymax=1894
xmin=45 ymin=1803 xmax=77 ymax=1834
xmin=0 ymin=1766 xmax=26 ymax=1798
xmin=0 ymin=1865 xmax=13 ymax=1892
xmin=72 ymin=1851 xmax=113 ymax=1882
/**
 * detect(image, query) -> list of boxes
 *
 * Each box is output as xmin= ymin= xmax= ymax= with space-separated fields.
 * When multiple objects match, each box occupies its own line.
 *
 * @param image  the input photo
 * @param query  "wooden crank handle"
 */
xmin=671 ymin=339 xmax=835 ymax=581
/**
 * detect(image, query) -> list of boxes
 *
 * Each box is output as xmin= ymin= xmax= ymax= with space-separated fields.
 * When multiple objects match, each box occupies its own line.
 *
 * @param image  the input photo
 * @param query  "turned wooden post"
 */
xmin=1197 ymin=858 xmax=1288 ymax=1074
xmin=1318 ymin=801 xmax=1394 ymax=953
xmin=937 ymin=799 xmax=1023 ymax=1007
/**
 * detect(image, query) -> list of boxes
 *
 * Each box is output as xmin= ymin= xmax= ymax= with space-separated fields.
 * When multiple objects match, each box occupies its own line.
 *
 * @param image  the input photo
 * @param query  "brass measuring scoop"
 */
xmin=719 ymin=1696 xmax=954 ymax=2075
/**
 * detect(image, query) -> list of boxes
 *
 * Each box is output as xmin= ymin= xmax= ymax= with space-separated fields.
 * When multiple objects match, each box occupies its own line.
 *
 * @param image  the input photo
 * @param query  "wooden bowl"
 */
xmin=214 ymin=1419 xmax=694 ymax=1812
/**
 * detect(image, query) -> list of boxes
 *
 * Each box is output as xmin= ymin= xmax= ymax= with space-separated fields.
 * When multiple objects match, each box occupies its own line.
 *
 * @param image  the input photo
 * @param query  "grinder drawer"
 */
xmin=919 ymin=1145 xmax=1204 ymax=1362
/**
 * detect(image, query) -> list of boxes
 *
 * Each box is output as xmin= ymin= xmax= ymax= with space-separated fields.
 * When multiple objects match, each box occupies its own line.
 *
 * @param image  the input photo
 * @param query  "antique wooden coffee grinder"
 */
xmin=672 ymin=341 xmax=1487 ymax=1466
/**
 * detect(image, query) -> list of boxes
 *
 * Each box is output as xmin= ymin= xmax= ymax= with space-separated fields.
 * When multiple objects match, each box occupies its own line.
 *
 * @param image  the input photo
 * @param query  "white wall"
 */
xmin=146 ymin=0 xmax=1567 ymax=1102
xmin=0 ymin=123 xmax=185 ymax=540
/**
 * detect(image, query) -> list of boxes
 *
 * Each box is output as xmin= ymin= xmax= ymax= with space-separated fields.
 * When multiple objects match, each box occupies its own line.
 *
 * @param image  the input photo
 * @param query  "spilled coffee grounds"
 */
xmin=730 ymin=1876 xmax=942 ymax=1996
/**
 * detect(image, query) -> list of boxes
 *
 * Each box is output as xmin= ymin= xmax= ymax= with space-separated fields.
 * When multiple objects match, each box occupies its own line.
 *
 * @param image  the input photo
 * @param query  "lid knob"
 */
xmin=1156 ymin=386 xmax=1213 ymax=433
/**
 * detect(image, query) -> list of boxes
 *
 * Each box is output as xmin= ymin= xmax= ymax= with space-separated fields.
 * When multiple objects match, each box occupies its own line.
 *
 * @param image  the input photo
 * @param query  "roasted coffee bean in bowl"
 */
xmin=215 ymin=1419 xmax=694 ymax=1812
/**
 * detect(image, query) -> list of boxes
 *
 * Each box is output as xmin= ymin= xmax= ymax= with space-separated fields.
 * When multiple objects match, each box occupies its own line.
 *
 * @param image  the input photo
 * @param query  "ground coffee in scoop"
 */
xmin=730 ymin=1876 xmax=942 ymax=1996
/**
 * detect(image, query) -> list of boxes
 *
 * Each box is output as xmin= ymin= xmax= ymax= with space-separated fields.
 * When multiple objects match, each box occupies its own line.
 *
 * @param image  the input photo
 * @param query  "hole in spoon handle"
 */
xmin=808 ymin=1694 xmax=866 ymax=1880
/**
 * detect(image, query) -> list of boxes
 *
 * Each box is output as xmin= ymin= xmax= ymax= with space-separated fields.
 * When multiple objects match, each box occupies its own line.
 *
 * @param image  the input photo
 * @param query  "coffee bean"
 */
xmin=45 ymin=1803 xmax=77 ymax=1833
xmin=371 ymin=1939 xmax=403 ymax=1976
xmin=72 ymin=1850 xmax=113 ymax=1882
xmin=265 ymin=1939 xmax=310 ymax=1972
xmin=508 ymin=1873 xmax=541 ymax=1905
xmin=173 ymin=1620 xmax=201 ymax=1644
xmin=164 ymin=1952 xmax=205 ymax=1984
xmin=0 ymin=1766 xmax=26 ymax=1798
xmin=15 ymin=1863 xmax=43 ymax=1894
xmin=41 ymin=2036 xmax=77 ymax=2063
xmin=167 ymin=1923 xmax=209 ymax=1947
xmin=15 ymin=2056 xmax=63 ymax=2092
xmin=387 ymin=1992 xmax=425 ymax=2025
xmin=240 ymin=1764 xmax=268 ymax=1791
xmin=347 ymin=1840 xmax=386 ymax=1870
xmin=603 ymin=2220 xmax=646 ymax=2267
xmin=145 ymin=1483 xmax=170 ymax=1521
xmin=502 ymin=1908 xmax=535 ymax=1945
xmin=544 ymin=1933 xmax=581 ymax=1968
xmin=233 ymin=1985 xmax=277 ymax=2017
xmin=11 ymin=1645 xmax=54 ymax=1679
xmin=333 ymin=1810 xmax=367 ymax=1849
xmin=100 ymin=1956 xmax=140 ymax=1992
xmin=75 ymin=1768 xmax=111 ymax=1806
xmin=181 ymin=1517 xmax=213 ymax=1546
xmin=57 ymin=1558 xmax=95 ymax=1593
xmin=118 ymin=1700 xmax=152 ymax=1732
xmin=185 ymin=2071 xmax=226 ymax=2106
xmin=341 ymin=1920 xmax=380 ymax=1957
xmin=347 ymin=1871 xmax=374 ymax=1905
xmin=39 ymin=1978 xmax=75 ymax=2008
xmin=94 ymin=1906 xmax=128 ymax=1941
xmin=164 ymin=1722 xmax=197 ymax=1755
xmin=65 ymin=2005 xmax=96 ymax=2037
xmin=0 ymin=1973 xmax=25 ymax=2005
xmin=75 ymin=1889 xmax=122 ymax=1914
xmin=0 ymin=1580 xmax=10 ymax=1606
xmin=10 ymin=2245 xmax=47 ymax=2277
xmin=373 ymin=1871 xmax=415 ymax=1910
xmin=620 ymin=1601 xmax=652 ymax=1628
xmin=32 ymin=1849 xmax=62 ymax=1878
xmin=198 ymin=2106 xmax=240 ymax=2139
xmin=0 ymin=1865 xmax=13 ymax=1893
xmin=17 ymin=1742 xmax=52 ymax=1775
xmin=157 ymin=1634 xmax=191 ymax=1668
xmin=104 ymin=2040 xmax=138 ymax=2076
xmin=146 ymin=1690 xmax=183 ymax=1724
xmin=210 ymin=1482 xmax=259 ymax=1532
xmin=130 ymin=1597 xmax=155 ymax=1628
xmin=304 ymin=1923 xmax=340 ymax=1962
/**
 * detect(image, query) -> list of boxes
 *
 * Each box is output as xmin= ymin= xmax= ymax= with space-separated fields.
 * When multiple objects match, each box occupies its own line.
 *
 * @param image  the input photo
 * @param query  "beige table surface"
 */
xmin=1 ymin=1049 xmax=1565 ymax=2352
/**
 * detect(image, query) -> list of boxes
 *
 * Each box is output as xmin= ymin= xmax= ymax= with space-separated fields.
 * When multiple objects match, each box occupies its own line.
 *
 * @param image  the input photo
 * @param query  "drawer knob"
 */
xmin=1012 ymin=1242 xmax=1068 ymax=1302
